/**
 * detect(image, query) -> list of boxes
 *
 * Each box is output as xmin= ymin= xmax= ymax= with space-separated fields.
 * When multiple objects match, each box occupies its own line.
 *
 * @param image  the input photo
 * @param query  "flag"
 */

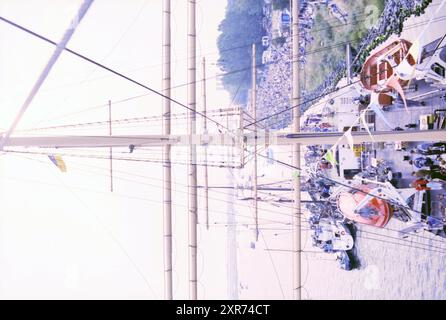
xmin=345 ymin=127 xmax=354 ymax=150
xmin=369 ymin=101 xmax=393 ymax=129
xmin=48 ymin=154 xmax=67 ymax=172
xmin=385 ymin=74 xmax=408 ymax=112
xmin=394 ymin=58 xmax=416 ymax=81
xmin=360 ymin=109 xmax=375 ymax=142
xmin=324 ymin=148 xmax=337 ymax=165
xmin=407 ymin=39 xmax=421 ymax=65
xmin=394 ymin=39 xmax=420 ymax=86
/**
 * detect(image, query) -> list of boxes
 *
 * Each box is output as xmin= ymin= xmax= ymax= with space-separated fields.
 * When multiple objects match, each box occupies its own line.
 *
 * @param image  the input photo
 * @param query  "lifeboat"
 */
xmin=336 ymin=185 xmax=392 ymax=227
xmin=360 ymin=36 xmax=415 ymax=94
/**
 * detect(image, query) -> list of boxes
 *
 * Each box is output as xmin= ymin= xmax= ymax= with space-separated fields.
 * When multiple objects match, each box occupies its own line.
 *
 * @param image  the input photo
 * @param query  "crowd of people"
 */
xmin=256 ymin=0 xmax=326 ymax=130
xmin=256 ymin=36 xmax=292 ymax=130
xmin=406 ymin=142 xmax=446 ymax=190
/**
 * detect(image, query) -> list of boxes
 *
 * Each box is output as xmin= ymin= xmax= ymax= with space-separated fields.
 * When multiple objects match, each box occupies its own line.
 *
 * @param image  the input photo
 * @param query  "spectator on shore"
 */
xmin=408 ymin=157 xmax=434 ymax=169
xmin=411 ymin=142 xmax=446 ymax=155
xmin=430 ymin=170 xmax=446 ymax=181
xmin=439 ymin=159 xmax=446 ymax=170
xmin=319 ymin=160 xmax=332 ymax=170
xmin=411 ymin=169 xmax=431 ymax=179
xmin=411 ymin=179 xmax=430 ymax=191
xmin=412 ymin=168 xmax=446 ymax=181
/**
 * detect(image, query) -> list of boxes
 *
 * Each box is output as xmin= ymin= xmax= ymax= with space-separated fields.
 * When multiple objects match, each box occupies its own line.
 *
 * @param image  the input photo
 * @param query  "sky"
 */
xmin=0 ymin=0 xmax=237 ymax=299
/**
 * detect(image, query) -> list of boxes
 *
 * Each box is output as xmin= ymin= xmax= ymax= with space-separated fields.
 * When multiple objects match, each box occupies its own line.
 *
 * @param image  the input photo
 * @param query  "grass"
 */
xmin=303 ymin=0 xmax=385 ymax=92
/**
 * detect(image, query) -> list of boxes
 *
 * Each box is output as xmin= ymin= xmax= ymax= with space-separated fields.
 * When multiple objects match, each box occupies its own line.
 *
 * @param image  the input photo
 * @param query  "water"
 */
xmin=305 ymin=219 xmax=446 ymax=299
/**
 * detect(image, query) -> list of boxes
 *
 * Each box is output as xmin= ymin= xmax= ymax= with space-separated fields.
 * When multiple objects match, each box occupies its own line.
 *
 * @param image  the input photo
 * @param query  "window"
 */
xmin=431 ymin=63 xmax=445 ymax=77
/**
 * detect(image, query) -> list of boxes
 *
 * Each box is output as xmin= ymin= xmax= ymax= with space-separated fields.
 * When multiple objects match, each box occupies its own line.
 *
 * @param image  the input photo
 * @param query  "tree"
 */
xmin=272 ymin=0 xmax=290 ymax=10
xmin=217 ymin=0 xmax=264 ymax=104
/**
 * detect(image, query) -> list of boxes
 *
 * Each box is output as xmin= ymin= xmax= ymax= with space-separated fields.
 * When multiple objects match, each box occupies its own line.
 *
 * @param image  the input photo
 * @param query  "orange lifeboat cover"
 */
xmin=337 ymin=186 xmax=392 ymax=227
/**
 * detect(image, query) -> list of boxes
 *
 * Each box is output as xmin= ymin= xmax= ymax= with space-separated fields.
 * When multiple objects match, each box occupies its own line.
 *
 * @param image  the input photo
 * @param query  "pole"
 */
xmin=108 ymin=100 xmax=113 ymax=192
xmin=201 ymin=57 xmax=209 ymax=231
xmin=291 ymin=0 xmax=302 ymax=300
xmin=251 ymin=43 xmax=259 ymax=242
xmin=162 ymin=0 xmax=173 ymax=300
xmin=0 ymin=0 xmax=94 ymax=150
xmin=346 ymin=42 xmax=352 ymax=84
xmin=4 ymin=130 xmax=443 ymax=148
xmin=197 ymin=186 xmax=293 ymax=191
xmin=239 ymin=107 xmax=245 ymax=167
xmin=187 ymin=0 xmax=198 ymax=300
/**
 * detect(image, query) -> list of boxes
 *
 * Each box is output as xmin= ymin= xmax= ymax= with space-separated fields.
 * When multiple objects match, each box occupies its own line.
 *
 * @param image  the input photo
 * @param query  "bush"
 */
xmin=272 ymin=0 xmax=290 ymax=10
xmin=272 ymin=36 xmax=286 ymax=47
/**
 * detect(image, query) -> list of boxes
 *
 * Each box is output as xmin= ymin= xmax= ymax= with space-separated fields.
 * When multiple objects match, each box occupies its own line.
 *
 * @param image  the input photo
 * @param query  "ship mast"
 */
xmin=292 ymin=0 xmax=302 ymax=300
xmin=162 ymin=0 xmax=173 ymax=300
